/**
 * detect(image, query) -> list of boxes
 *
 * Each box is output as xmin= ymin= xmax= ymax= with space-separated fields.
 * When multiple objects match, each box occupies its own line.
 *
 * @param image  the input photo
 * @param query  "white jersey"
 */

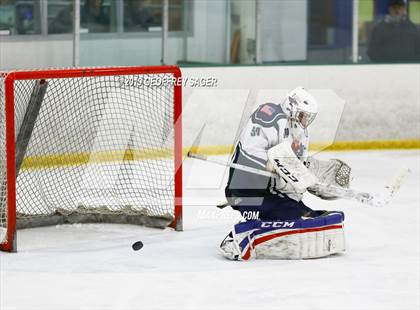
xmin=225 ymin=102 xmax=309 ymax=200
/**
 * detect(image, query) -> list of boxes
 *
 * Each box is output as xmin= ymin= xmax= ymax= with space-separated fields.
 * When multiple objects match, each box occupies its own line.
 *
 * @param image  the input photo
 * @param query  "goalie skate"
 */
xmin=219 ymin=233 xmax=242 ymax=260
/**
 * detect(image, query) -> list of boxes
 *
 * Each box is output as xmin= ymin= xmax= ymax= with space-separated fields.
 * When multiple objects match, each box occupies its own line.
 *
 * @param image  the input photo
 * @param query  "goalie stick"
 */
xmin=188 ymin=152 xmax=410 ymax=207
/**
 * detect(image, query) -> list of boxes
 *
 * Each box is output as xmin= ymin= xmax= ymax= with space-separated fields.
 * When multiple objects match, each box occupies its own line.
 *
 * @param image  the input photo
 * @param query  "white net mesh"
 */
xmin=0 ymin=70 xmax=179 ymax=243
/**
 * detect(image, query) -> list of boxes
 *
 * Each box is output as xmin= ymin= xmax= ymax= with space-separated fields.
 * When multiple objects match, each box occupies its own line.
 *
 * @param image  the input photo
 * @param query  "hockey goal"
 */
xmin=0 ymin=66 xmax=182 ymax=252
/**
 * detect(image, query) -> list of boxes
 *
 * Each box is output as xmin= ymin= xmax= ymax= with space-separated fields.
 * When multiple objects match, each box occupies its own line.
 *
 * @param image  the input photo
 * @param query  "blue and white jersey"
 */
xmin=225 ymin=102 xmax=309 ymax=201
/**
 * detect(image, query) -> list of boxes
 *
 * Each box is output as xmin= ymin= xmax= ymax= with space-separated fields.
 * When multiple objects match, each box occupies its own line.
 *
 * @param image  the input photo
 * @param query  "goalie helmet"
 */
xmin=280 ymin=87 xmax=318 ymax=129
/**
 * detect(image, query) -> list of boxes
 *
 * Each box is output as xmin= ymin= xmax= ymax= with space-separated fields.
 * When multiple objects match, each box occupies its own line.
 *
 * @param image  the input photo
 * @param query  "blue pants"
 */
xmin=237 ymin=195 xmax=318 ymax=221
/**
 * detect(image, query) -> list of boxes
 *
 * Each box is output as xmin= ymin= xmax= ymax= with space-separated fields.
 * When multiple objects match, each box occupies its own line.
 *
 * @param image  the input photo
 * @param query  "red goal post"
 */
xmin=0 ymin=66 xmax=183 ymax=252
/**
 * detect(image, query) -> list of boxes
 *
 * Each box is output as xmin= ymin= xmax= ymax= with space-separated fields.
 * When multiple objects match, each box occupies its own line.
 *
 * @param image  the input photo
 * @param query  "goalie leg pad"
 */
xmin=221 ymin=212 xmax=345 ymax=260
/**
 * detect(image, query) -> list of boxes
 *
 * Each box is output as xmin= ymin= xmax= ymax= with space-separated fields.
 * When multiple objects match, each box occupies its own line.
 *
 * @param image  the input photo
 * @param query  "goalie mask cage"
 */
xmin=0 ymin=66 xmax=183 ymax=252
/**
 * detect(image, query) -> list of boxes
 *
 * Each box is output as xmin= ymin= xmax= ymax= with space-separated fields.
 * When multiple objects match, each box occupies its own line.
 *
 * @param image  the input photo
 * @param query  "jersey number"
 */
xmin=251 ymin=127 xmax=261 ymax=137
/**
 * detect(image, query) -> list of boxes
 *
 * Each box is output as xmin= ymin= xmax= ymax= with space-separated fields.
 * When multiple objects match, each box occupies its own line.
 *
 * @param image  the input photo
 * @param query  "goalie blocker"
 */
xmin=220 ymin=211 xmax=345 ymax=260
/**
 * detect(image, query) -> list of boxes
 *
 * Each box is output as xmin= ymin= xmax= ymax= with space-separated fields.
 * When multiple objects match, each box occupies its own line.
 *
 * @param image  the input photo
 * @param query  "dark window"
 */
xmin=0 ymin=0 xmax=41 ymax=35
xmin=48 ymin=0 xmax=117 ymax=34
xmin=48 ymin=0 xmax=73 ymax=34
xmin=123 ymin=0 xmax=186 ymax=32
xmin=80 ymin=0 xmax=116 ymax=33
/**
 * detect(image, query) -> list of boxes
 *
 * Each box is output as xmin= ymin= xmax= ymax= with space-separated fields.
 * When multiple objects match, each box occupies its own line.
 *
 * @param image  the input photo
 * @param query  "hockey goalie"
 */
xmin=220 ymin=87 xmax=351 ymax=260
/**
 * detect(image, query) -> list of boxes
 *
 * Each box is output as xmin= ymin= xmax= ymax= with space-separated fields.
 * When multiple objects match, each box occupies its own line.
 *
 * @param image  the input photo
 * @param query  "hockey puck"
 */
xmin=132 ymin=241 xmax=143 ymax=251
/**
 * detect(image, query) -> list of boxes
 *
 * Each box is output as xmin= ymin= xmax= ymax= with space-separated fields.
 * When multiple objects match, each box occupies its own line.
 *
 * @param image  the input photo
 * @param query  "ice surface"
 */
xmin=1 ymin=150 xmax=419 ymax=310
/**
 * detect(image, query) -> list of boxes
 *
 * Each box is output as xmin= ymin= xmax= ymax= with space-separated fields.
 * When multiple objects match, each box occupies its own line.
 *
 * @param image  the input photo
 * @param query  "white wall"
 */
xmin=230 ymin=0 xmax=307 ymax=64
xmin=1 ymin=55 xmax=418 ymax=150
xmin=261 ymin=0 xmax=307 ymax=62
xmin=181 ymin=64 xmax=420 ymax=148
xmin=231 ymin=0 xmax=256 ymax=64
xmin=0 ymin=38 xmax=74 ymax=69
xmin=182 ymin=0 xmax=228 ymax=64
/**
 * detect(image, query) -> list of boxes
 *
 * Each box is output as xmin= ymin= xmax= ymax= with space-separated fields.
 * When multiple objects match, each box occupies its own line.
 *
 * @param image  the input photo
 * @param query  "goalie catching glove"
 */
xmin=266 ymin=142 xmax=352 ymax=200
xmin=305 ymin=157 xmax=352 ymax=200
